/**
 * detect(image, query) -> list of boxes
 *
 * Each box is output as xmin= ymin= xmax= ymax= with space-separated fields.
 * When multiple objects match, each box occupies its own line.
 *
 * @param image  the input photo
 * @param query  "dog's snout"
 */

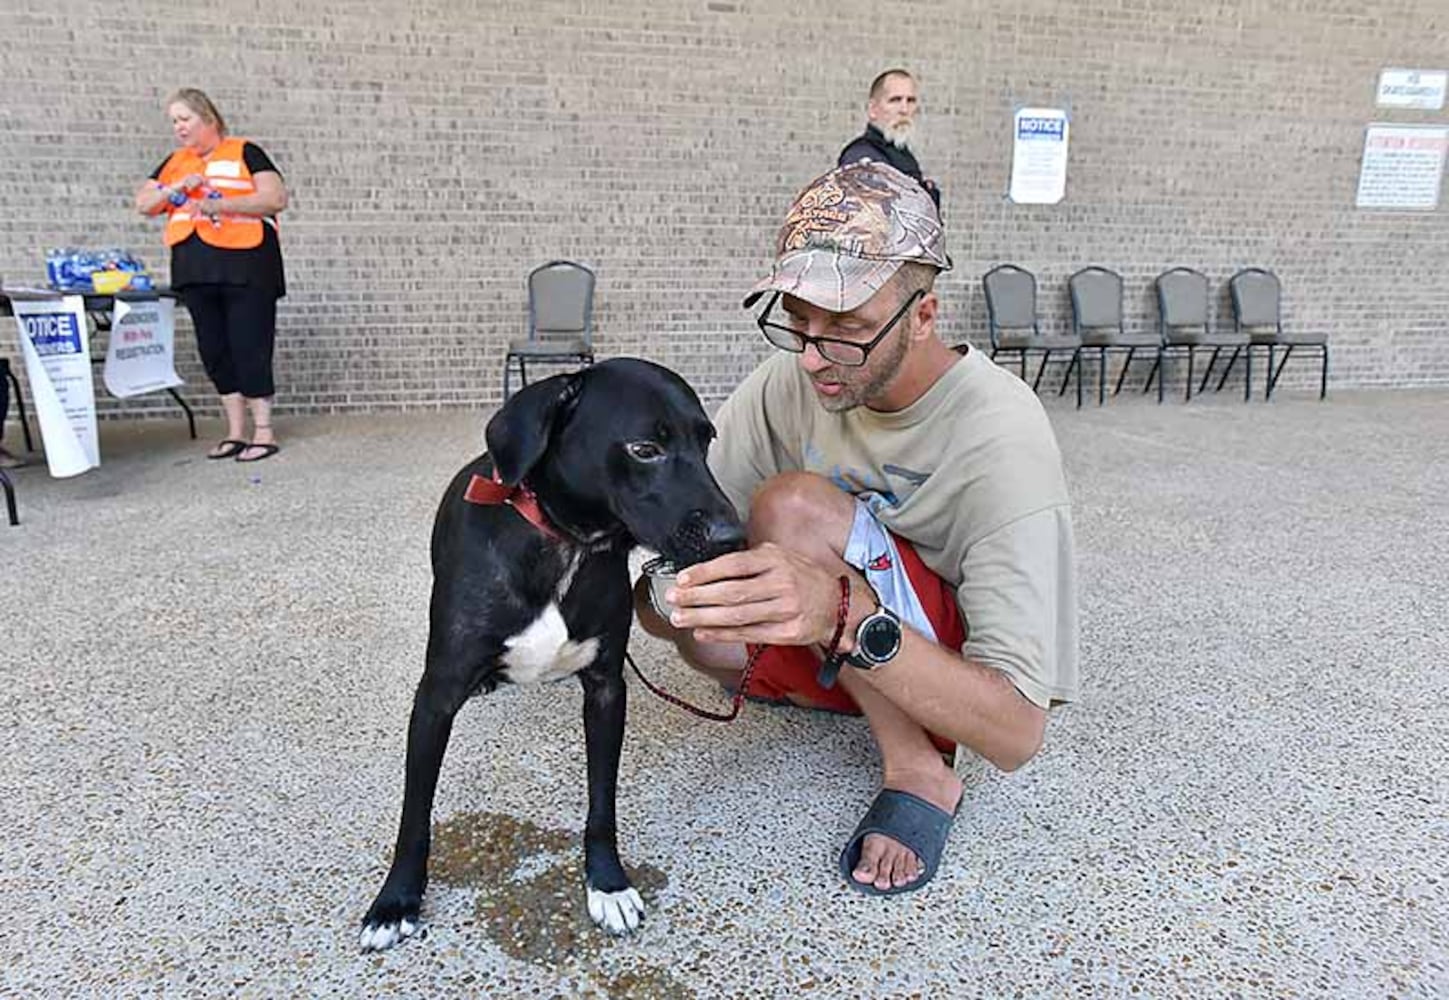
xmin=704 ymin=519 xmax=746 ymax=555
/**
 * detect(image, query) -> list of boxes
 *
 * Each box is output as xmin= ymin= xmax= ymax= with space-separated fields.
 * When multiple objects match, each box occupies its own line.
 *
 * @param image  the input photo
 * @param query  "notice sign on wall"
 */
xmin=12 ymin=296 xmax=100 ymax=477
xmin=1355 ymin=124 xmax=1448 ymax=210
xmin=1376 ymin=69 xmax=1447 ymax=110
xmin=1009 ymin=108 xmax=1070 ymax=205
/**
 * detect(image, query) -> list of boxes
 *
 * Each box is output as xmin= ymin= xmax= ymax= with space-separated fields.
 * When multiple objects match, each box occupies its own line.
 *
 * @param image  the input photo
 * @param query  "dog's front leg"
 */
xmin=359 ymin=673 xmax=465 ymax=951
xmin=579 ymin=665 xmax=645 ymax=934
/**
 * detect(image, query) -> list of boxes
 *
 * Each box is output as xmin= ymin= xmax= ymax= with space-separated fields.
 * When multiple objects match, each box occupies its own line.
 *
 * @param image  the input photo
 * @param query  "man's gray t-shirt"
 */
xmin=708 ymin=349 xmax=1078 ymax=708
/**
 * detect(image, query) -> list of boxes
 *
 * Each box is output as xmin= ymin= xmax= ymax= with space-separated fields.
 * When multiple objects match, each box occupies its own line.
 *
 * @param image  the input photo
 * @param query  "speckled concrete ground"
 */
xmin=1 ymin=385 xmax=1445 ymax=999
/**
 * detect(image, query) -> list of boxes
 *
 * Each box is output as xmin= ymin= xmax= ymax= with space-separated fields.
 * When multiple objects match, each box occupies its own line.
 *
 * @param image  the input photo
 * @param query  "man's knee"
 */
xmin=747 ymin=472 xmax=855 ymax=553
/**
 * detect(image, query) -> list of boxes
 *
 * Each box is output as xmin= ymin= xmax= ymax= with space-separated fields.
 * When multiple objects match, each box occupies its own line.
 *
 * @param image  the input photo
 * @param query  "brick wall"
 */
xmin=2 ymin=0 xmax=1445 ymax=422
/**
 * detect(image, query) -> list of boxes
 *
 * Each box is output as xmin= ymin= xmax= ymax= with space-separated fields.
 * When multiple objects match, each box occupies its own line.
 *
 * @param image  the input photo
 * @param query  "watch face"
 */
xmin=860 ymin=615 xmax=901 ymax=662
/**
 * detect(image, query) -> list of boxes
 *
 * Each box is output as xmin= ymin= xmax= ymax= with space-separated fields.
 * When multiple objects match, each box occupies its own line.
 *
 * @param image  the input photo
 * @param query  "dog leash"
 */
xmin=623 ymin=575 xmax=852 ymax=722
xmin=623 ymin=645 xmax=765 ymax=722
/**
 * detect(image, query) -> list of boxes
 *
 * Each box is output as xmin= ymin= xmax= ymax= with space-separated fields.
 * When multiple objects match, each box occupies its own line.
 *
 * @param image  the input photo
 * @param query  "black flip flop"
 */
xmin=236 ymin=443 xmax=281 ymax=463
xmin=838 ymin=788 xmax=958 ymax=896
xmin=207 ymin=439 xmax=248 ymax=460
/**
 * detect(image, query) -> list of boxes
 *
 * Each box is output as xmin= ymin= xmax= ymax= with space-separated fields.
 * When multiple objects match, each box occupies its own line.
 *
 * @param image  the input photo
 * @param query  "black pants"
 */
xmin=181 ymin=284 xmax=278 ymax=398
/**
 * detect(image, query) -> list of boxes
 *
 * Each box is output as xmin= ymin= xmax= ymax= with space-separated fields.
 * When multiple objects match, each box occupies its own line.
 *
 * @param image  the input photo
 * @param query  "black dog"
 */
xmin=360 ymin=358 xmax=744 ymax=951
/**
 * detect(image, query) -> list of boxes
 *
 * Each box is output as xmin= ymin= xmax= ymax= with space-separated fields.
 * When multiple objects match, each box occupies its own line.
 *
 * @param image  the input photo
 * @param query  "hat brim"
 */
xmin=742 ymin=250 xmax=905 ymax=313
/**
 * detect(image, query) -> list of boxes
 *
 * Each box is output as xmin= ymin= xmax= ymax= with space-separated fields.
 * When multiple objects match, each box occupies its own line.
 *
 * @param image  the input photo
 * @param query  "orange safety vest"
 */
xmin=157 ymin=137 xmax=277 ymax=250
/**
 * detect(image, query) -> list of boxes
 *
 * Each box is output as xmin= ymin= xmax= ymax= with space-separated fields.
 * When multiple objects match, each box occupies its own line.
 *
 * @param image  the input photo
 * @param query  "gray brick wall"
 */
xmin=2 ymin=0 xmax=1445 ymax=423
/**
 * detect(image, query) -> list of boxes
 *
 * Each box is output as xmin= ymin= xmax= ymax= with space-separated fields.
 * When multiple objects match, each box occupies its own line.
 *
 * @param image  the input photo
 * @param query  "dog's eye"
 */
xmin=625 ymin=441 xmax=666 ymax=463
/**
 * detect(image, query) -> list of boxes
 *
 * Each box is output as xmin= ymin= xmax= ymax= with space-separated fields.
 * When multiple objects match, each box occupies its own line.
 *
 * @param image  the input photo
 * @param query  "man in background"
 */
xmin=839 ymin=69 xmax=941 ymax=210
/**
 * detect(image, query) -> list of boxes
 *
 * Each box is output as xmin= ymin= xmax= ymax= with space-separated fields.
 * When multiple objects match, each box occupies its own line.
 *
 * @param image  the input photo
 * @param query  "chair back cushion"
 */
xmin=529 ymin=262 xmax=595 ymax=339
xmin=983 ymin=266 xmax=1037 ymax=329
xmin=1155 ymin=268 xmax=1209 ymax=328
xmin=1069 ymin=268 xmax=1123 ymax=330
xmin=1230 ymin=269 xmax=1281 ymax=328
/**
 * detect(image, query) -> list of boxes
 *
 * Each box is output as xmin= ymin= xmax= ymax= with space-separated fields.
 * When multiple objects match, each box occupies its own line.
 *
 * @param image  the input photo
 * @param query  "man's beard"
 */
xmin=810 ymin=325 xmax=911 ymax=413
xmin=881 ymin=118 xmax=916 ymax=149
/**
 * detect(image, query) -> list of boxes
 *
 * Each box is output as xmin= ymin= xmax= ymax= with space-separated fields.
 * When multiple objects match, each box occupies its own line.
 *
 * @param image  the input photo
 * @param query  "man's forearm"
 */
xmin=840 ymin=627 xmax=1046 ymax=771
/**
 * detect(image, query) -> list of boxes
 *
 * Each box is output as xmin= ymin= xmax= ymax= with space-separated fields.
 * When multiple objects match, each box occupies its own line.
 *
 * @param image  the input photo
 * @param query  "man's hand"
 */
xmin=668 ymin=543 xmax=854 ymax=647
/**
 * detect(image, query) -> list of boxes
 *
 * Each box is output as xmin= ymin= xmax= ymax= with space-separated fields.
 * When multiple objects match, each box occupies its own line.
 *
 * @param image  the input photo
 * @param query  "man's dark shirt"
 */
xmin=838 ymin=125 xmax=941 ymax=210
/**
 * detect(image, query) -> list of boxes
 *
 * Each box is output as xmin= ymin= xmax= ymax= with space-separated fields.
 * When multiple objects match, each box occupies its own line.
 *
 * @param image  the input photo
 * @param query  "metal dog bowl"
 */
xmin=641 ymin=557 xmax=679 ymax=619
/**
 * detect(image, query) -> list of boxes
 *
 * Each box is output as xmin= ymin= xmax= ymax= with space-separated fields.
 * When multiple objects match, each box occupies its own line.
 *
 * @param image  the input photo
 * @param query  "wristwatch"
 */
xmin=846 ymin=603 xmax=902 ymax=669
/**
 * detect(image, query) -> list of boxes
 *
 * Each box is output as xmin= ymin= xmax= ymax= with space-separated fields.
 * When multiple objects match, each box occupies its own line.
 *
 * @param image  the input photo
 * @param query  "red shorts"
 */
xmin=742 ymin=530 xmax=965 ymax=754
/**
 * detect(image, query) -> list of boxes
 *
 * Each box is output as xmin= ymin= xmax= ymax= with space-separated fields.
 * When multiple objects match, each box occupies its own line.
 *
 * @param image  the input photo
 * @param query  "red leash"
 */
xmin=624 ymin=575 xmax=852 ymax=722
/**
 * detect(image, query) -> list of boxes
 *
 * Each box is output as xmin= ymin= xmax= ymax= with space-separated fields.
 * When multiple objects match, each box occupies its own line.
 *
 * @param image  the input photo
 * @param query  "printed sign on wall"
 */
xmin=1355 ymin=124 xmax=1448 ymax=210
xmin=1376 ymin=69 xmax=1447 ymax=110
xmin=1009 ymin=108 xmax=1070 ymax=205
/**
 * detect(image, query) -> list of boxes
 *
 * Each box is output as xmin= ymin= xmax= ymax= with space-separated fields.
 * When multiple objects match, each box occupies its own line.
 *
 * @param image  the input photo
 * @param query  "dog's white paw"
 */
xmin=586 ymin=885 xmax=645 ymax=935
xmin=358 ymin=916 xmax=420 ymax=952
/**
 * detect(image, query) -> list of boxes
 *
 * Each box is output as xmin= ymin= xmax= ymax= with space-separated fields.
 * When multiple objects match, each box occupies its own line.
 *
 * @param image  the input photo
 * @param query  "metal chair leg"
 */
xmin=1185 ymin=346 xmax=1195 ymax=402
xmin=1032 ymin=351 xmax=1051 ymax=392
xmin=1056 ymin=352 xmax=1079 ymax=397
xmin=1214 ymin=347 xmax=1241 ymax=394
xmin=1319 ymin=346 xmax=1328 ymax=400
xmin=1097 ymin=348 xmax=1106 ymax=406
xmin=1198 ymin=346 xmax=1221 ymax=395
xmin=1266 ymin=345 xmax=1276 ymax=399
xmin=1113 ymin=347 xmax=1136 ymax=396
xmin=1244 ymin=345 xmax=1253 ymax=402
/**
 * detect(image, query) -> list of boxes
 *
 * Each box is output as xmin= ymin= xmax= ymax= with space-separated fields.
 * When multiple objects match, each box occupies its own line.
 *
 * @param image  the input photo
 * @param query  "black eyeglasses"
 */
xmin=756 ymin=289 xmax=924 ymax=367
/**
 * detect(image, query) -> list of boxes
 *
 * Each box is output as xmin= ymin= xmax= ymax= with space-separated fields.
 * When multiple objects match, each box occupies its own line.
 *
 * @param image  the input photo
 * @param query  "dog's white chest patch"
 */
xmin=501 ymin=603 xmax=599 ymax=685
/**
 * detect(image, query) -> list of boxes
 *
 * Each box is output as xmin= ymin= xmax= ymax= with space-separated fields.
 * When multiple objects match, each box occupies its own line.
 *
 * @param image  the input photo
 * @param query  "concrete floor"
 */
xmin=1 ymin=385 xmax=1445 ymax=999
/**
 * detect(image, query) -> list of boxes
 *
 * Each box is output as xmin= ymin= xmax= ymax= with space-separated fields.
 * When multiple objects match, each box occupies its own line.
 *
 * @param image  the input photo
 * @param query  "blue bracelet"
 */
xmin=167 ymin=189 xmax=187 ymax=207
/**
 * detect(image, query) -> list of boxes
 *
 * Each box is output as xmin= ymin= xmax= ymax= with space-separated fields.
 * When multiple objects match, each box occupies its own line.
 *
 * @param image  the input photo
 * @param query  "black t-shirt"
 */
xmin=150 ymin=141 xmax=286 ymax=297
xmin=838 ymin=126 xmax=942 ymax=211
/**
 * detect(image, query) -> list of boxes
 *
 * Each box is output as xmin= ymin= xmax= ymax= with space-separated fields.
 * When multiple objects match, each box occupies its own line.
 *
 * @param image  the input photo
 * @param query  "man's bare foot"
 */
xmin=850 ymin=761 xmax=962 ymax=891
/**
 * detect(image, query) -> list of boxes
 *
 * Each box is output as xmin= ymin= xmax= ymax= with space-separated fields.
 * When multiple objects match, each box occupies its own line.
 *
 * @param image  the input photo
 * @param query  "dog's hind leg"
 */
xmin=359 ymin=668 xmax=470 ymax=951
xmin=579 ymin=666 xmax=645 ymax=934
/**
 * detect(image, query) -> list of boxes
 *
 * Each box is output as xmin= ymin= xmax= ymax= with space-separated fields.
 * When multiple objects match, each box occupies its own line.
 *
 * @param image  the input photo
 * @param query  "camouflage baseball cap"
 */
xmin=744 ymin=160 xmax=952 ymax=313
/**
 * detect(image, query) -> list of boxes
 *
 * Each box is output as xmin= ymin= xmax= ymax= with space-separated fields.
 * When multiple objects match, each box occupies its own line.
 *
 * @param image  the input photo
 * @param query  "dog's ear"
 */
xmin=486 ymin=373 xmax=583 ymax=486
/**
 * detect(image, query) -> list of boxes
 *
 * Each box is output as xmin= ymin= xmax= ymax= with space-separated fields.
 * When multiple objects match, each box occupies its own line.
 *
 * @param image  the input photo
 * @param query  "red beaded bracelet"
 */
xmin=816 ymin=574 xmax=852 ymax=689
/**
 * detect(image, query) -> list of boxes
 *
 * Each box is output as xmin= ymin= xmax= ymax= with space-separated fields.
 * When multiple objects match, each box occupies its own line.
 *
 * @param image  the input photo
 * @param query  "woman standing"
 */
xmin=134 ymin=89 xmax=289 ymax=462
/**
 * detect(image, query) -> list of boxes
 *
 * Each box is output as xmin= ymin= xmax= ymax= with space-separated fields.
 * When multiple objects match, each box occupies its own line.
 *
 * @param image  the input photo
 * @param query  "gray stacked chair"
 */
xmin=503 ymin=260 xmax=597 ymax=400
xmin=1229 ymin=268 xmax=1328 ymax=400
xmin=1145 ymin=267 xmax=1247 ymax=403
xmin=1067 ymin=266 xmax=1161 ymax=406
xmin=983 ymin=264 xmax=1083 ymax=409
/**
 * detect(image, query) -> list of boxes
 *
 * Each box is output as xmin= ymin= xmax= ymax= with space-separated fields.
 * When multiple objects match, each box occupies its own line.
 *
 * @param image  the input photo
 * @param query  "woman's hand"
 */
xmin=180 ymin=173 xmax=205 ymax=191
xmin=667 ymin=542 xmax=857 ymax=647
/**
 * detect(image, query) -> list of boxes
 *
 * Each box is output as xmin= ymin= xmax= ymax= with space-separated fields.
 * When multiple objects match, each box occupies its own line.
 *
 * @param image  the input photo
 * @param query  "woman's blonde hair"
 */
xmin=166 ymin=88 xmax=227 ymax=135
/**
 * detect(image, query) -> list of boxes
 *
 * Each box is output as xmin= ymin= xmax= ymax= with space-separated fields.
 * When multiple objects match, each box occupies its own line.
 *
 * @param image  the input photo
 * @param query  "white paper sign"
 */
xmin=1355 ymin=124 xmax=1448 ymax=210
xmin=104 ymin=298 xmax=182 ymax=398
xmin=1376 ymin=69 xmax=1447 ymax=110
xmin=12 ymin=296 xmax=99 ymax=477
xmin=1009 ymin=107 xmax=1070 ymax=205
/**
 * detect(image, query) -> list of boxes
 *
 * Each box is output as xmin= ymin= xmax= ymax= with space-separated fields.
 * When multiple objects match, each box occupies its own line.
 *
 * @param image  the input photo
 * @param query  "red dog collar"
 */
xmin=463 ymin=468 xmax=565 ymax=543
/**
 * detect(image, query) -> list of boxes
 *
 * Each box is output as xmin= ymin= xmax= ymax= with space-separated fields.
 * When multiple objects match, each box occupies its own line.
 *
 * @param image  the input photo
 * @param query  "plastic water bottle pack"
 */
xmin=45 ymin=247 xmax=154 ymax=293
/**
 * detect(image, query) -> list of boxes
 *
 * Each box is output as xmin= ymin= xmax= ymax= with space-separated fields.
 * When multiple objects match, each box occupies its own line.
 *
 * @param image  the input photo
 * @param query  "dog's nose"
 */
xmin=704 ymin=519 xmax=746 ymax=555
